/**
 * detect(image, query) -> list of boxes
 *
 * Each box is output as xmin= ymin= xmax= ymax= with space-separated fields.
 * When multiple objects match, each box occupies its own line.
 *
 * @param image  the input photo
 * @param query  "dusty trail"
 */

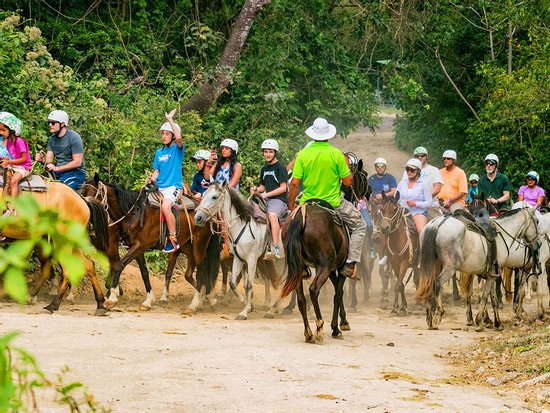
xmin=0 ymin=113 xmax=539 ymax=412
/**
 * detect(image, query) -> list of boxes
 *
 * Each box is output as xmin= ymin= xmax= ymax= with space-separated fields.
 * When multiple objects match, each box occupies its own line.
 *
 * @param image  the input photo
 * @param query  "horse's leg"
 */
xmin=397 ymin=260 xmax=408 ymax=315
xmin=363 ymin=259 xmax=372 ymax=304
xmin=514 ymin=270 xmax=526 ymax=321
xmin=309 ymin=267 xmax=330 ymax=343
xmin=452 ymin=272 xmax=461 ymax=303
xmin=295 ymin=279 xmax=314 ymax=343
xmin=282 ymin=290 xmax=297 ymax=314
xmin=257 ymin=261 xmax=271 ymax=309
xmin=133 ymin=253 xmax=155 ymax=311
xmin=29 ymin=250 xmax=53 ymax=299
xmin=44 ymin=274 xmax=70 ymax=314
xmin=431 ymin=268 xmax=454 ymax=329
xmin=466 ymin=274 xmax=475 ymax=326
xmin=230 ymin=258 xmax=247 ymax=318
xmin=105 ymin=244 xmax=144 ymax=309
xmin=348 ymin=275 xmax=358 ymax=312
xmin=334 ymin=273 xmax=349 ymax=335
xmin=489 ymin=278 xmax=503 ymax=331
xmin=536 ymin=266 xmax=546 ymax=320
xmin=475 ymin=274 xmax=495 ymax=332
xmin=495 ymin=275 xmax=503 ymax=308
xmin=83 ymin=256 xmax=108 ymax=316
xmin=379 ymin=264 xmax=390 ymax=309
xmin=235 ymin=254 xmax=259 ymax=320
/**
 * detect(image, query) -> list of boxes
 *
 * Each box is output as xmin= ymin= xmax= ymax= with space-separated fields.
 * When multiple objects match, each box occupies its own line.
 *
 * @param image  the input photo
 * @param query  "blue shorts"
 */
xmin=56 ymin=169 xmax=86 ymax=191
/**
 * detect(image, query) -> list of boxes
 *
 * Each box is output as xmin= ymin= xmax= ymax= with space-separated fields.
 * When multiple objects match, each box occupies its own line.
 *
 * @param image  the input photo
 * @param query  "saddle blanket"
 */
xmin=147 ymin=193 xmax=196 ymax=210
xmin=0 ymin=173 xmax=48 ymax=192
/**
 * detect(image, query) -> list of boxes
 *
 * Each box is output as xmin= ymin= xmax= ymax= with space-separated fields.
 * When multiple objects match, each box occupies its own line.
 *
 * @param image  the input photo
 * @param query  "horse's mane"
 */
xmin=114 ymin=185 xmax=140 ymax=213
xmin=227 ymin=187 xmax=254 ymax=221
xmin=498 ymin=207 xmax=525 ymax=218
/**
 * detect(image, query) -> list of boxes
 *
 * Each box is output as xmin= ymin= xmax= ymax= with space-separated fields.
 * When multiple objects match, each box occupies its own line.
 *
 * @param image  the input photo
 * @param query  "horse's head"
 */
xmin=379 ymin=192 xmax=401 ymax=235
xmin=351 ymin=160 xmax=370 ymax=200
xmin=194 ymin=181 xmax=226 ymax=227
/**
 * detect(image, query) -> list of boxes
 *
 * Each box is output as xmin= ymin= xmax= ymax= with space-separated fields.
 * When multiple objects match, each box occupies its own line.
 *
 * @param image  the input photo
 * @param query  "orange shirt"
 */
xmin=439 ymin=166 xmax=468 ymax=206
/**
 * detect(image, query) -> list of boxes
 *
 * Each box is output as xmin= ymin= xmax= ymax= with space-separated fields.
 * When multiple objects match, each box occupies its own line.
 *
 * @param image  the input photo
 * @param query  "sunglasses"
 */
xmin=48 ymin=120 xmax=59 ymax=126
xmin=405 ymin=167 xmax=418 ymax=173
xmin=485 ymin=161 xmax=496 ymax=166
xmin=415 ymin=154 xmax=427 ymax=158
xmin=443 ymin=157 xmax=454 ymax=161
xmin=470 ymin=180 xmax=478 ymax=184
xmin=374 ymin=163 xmax=386 ymax=168
xmin=526 ymin=177 xmax=536 ymax=181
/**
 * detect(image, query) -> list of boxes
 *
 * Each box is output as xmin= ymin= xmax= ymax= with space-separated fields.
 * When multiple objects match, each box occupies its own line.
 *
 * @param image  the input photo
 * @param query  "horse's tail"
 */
xmin=281 ymin=208 xmax=305 ymax=298
xmin=502 ymin=267 xmax=513 ymax=303
xmin=416 ymin=223 xmax=439 ymax=303
xmin=85 ymin=197 xmax=109 ymax=253
xmin=459 ymin=272 xmax=474 ymax=298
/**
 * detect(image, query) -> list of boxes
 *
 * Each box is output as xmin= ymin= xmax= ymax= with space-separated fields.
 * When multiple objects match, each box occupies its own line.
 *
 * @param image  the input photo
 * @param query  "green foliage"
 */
xmin=0 ymin=194 xmax=108 ymax=302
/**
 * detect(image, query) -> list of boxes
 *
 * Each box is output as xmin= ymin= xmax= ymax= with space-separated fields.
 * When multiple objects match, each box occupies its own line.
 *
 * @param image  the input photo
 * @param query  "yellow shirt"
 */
xmin=438 ymin=166 xmax=468 ymax=206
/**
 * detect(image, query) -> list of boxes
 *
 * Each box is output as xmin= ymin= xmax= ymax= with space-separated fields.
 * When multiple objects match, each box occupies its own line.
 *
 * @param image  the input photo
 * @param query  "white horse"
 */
xmin=416 ymin=207 xmax=539 ymax=331
xmin=194 ymin=181 xmax=281 ymax=320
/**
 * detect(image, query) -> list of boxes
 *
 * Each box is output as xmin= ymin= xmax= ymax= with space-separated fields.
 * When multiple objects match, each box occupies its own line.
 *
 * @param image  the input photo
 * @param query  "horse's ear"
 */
xmin=358 ymin=159 xmax=363 ymax=171
xmin=94 ymin=172 xmax=100 ymax=186
xmin=382 ymin=191 xmax=387 ymax=200
xmin=479 ymin=192 xmax=486 ymax=201
xmin=394 ymin=191 xmax=400 ymax=201
xmin=221 ymin=180 xmax=228 ymax=189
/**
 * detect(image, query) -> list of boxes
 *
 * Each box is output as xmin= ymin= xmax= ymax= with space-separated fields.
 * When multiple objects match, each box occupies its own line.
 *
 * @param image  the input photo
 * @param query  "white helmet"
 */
xmin=261 ymin=139 xmax=279 ymax=152
xmin=374 ymin=157 xmax=387 ymax=166
xmin=468 ymin=173 xmax=480 ymax=182
xmin=190 ymin=150 xmax=211 ymax=161
xmin=0 ymin=112 xmax=23 ymax=136
xmin=48 ymin=110 xmax=69 ymax=126
xmin=160 ymin=122 xmax=181 ymax=135
xmin=220 ymin=138 xmax=238 ymax=154
xmin=442 ymin=150 xmax=457 ymax=160
xmin=485 ymin=153 xmax=499 ymax=164
xmin=405 ymin=158 xmax=423 ymax=170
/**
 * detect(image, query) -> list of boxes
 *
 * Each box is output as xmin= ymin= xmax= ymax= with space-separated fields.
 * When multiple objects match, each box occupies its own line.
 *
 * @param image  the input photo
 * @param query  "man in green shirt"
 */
xmin=478 ymin=153 xmax=511 ymax=212
xmin=288 ymin=118 xmax=366 ymax=279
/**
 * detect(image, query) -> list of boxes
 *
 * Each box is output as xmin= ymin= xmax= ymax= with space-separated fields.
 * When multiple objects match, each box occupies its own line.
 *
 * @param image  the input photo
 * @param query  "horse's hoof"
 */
xmin=235 ymin=314 xmax=247 ymax=320
xmin=104 ymin=300 xmax=118 ymax=310
xmin=315 ymin=334 xmax=324 ymax=343
xmin=332 ymin=332 xmax=343 ymax=339
xmin=390 ymin=309 xmax=398 ymax=316
xmin=181 ymin=308 xmax=196 ymax=316
xmin=305 ymin=336 xmax=315 ymax=344
xmin=475 ymin=325 xmax=485 ymax=332
xmin=340 ymin=323 xmax=351 ymax=331
xmin=94 ymin=308 xmax=109 ymax=317
xmin=428 ymin=326 xmax=438 ymax=330
xmin=349 ymin=307 xmax=357 ymax=313
xmin=467 ymin=320 xmax=474 ymax=326
xmin=42 ymin=306 xmax=54 ymax=314
xmin=398 ymin=309 xmax=408 ymax=316
xmin=379 ymin=301 xmax=389 ymax=310
xmin=139 ymin=305 xmax=152 ymax=312
xmin=264 ymin=313 xmax=274 ymax=319
xmin=495 ymin=324 xmax=504 ymax=331
xmin=159 ymin=300 xmax=168 ymax=307
xmin=282 ymin=308 xmax=293 ymax=315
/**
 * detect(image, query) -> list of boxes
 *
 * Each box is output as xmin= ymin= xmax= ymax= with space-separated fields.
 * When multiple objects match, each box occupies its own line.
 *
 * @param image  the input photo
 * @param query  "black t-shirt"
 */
xmin=259 ymin=161 xmax=288 ymax=203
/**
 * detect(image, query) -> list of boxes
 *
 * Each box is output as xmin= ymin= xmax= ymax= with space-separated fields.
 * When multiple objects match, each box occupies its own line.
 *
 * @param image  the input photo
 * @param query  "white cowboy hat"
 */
xmin=305 ymin=118 xmax=337 ymax=141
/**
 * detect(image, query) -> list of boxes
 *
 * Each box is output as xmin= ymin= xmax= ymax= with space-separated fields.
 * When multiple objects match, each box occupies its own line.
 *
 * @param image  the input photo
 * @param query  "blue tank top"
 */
xmin=214 ymin=163 xmax=240 ymax=190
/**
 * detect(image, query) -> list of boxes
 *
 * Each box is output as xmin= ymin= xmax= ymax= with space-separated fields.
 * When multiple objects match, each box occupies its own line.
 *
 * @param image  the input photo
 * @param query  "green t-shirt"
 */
xmin=292 ymin=141 xmax=350 ymax=207
xmin=478 ymin=172 xmax=511 ymax=211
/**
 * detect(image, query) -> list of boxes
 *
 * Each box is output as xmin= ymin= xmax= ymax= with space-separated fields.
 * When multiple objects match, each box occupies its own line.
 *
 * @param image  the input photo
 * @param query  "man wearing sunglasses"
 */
xmin=438 ymin=150 xmax=467 ymax=213
xmin=35 ymin=110 xmax=86 ymax=190
xmin=368 ymin=157 xmax=397 ymax=200
xmin=478 ymin=153 xmax=510 ymax=212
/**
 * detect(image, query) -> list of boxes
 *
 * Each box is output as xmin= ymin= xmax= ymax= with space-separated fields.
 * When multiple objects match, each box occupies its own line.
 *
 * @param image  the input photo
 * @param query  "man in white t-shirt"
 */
xmin=402 ymin=146 xmax=443 ymax=220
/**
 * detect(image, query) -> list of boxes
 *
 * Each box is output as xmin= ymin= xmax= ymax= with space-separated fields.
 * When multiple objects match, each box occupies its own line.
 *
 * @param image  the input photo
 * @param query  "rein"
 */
xmin=381 ymin=205 xmax=413 ymax=259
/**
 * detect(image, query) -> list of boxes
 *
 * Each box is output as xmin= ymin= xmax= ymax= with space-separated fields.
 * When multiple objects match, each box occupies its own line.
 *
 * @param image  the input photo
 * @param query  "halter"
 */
xmin=493 ymin=208 xmax=538 ymax=251
xmin=379 ymin=202 xmax=414 ymax=260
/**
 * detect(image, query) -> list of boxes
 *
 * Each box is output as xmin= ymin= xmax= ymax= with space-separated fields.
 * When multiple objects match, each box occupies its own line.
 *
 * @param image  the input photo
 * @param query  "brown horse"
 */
xmin=281 ymin=201 xmax=349 ymax=342
xmin=81 ymin=177 xmax=218 ymax=311
xmin=1 ymin=177 xmax=110 ymax=315
xmin=377 ymin=192 xmax=419 ymax=315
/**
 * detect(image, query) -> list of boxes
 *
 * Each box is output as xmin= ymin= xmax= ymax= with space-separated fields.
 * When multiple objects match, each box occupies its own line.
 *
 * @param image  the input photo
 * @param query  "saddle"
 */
xmin=248 ymin=194 xmax=269 ymax=225
xmin=303 ymin=198 xmax=344 ymax=227
xmin=0 ymin=170 xmax=48 ymax=192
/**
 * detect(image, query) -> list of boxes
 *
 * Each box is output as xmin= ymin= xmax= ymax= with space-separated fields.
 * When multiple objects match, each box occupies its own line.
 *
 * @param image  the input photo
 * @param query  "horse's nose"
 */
xmin=194 ymin=213 xmax=205 ymax=226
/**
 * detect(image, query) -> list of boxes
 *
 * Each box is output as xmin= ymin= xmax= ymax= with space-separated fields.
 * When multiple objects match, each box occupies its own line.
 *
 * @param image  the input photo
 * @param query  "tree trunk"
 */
xmin=179 ymin=0 xmax=271 ymax=116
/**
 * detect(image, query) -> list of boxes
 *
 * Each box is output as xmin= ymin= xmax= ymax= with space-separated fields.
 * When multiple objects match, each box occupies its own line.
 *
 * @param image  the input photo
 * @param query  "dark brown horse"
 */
xmin=377 ymin=192 xmax=419 ymax=315
xmin=81 ymin=177 xmax=218 ymax=311
xmin=281 ymin=202 xmax=349 ymax=342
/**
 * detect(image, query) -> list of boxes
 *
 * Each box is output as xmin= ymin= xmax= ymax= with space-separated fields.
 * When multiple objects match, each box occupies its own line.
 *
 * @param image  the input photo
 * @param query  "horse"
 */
xmin=376 ymin=191 xmax=419 ymax=315
xmin=280 ymin=198 xmax=351 ymax=343
xmin=81 ymin=178 xmax=218 ymax=311
xmin=1 ymin=176 xmax=110 ymax=315
xmin=416 ymin=207 xmax=539 ymax=331
xmin=369 ymin=199 xmax=394 ymax=309
xmin=193 ymin=181 xmax=281 ymax=320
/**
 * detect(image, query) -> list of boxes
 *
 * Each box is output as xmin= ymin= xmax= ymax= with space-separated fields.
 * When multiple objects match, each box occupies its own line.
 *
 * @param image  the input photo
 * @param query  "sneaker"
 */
xmin=263 ymin=246 xmax=275 ymax=261
xmin=369 ymin=248 xmax=376 ymax=259
xmin=378 ymin=255 xmax=388 ymax=266
xmin=273 ymin=244 xmax=281 ymax=259
xmin=341 ymin=261 xmax=360 ymax=280
xmin=162 ymin=236 xmax=179 ymax=253
xmin=2 ymin=210 xmax=12 ymax=217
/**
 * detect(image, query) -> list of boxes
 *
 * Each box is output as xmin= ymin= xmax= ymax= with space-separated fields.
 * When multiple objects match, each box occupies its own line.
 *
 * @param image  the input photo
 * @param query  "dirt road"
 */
xmin=0 ymin=114 xmax=538 ymax=412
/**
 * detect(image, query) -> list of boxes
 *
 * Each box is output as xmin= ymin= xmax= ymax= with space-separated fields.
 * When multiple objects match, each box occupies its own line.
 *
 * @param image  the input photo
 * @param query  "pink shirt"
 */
xmin=7 ymin=137 xmax=32 ymax=170
xmin=518 ymin=185 xmax=545 ymax=208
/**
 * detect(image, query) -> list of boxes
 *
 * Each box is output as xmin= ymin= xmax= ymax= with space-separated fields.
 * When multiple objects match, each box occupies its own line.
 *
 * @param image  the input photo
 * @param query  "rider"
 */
xmin=396 ymin=158 xmax=432 ymax=234
xmin=251 ymin=139 xmax=288 ymax=260
xmin=437 ymin=150 xmax=467 ymax=213
xmin=189 ymin=149 xmax=212 ymax=201
xmin=205 ymin=138 xmax=242 ymax=189
xmin=405 ymin=146 xmax=443 ymax=220
xmin=0 ymin=112 xmax=31 ymax=210
xmin=288 ymin=117 xmax=366 ymax=279
xmin=145 ymin=109 xmax=184 ymax=253
xmin=467 ymin=174 xmax=480 ymax=203
xmin=35 ymin=110 xmax=86 ymax=190
xmin=368 ymin=157 xmax=397 ymax=200
xmin=478 ymin=154 xmax=511 ymax=213
xmin=517 ymin=171 xmax=545 ymax=209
